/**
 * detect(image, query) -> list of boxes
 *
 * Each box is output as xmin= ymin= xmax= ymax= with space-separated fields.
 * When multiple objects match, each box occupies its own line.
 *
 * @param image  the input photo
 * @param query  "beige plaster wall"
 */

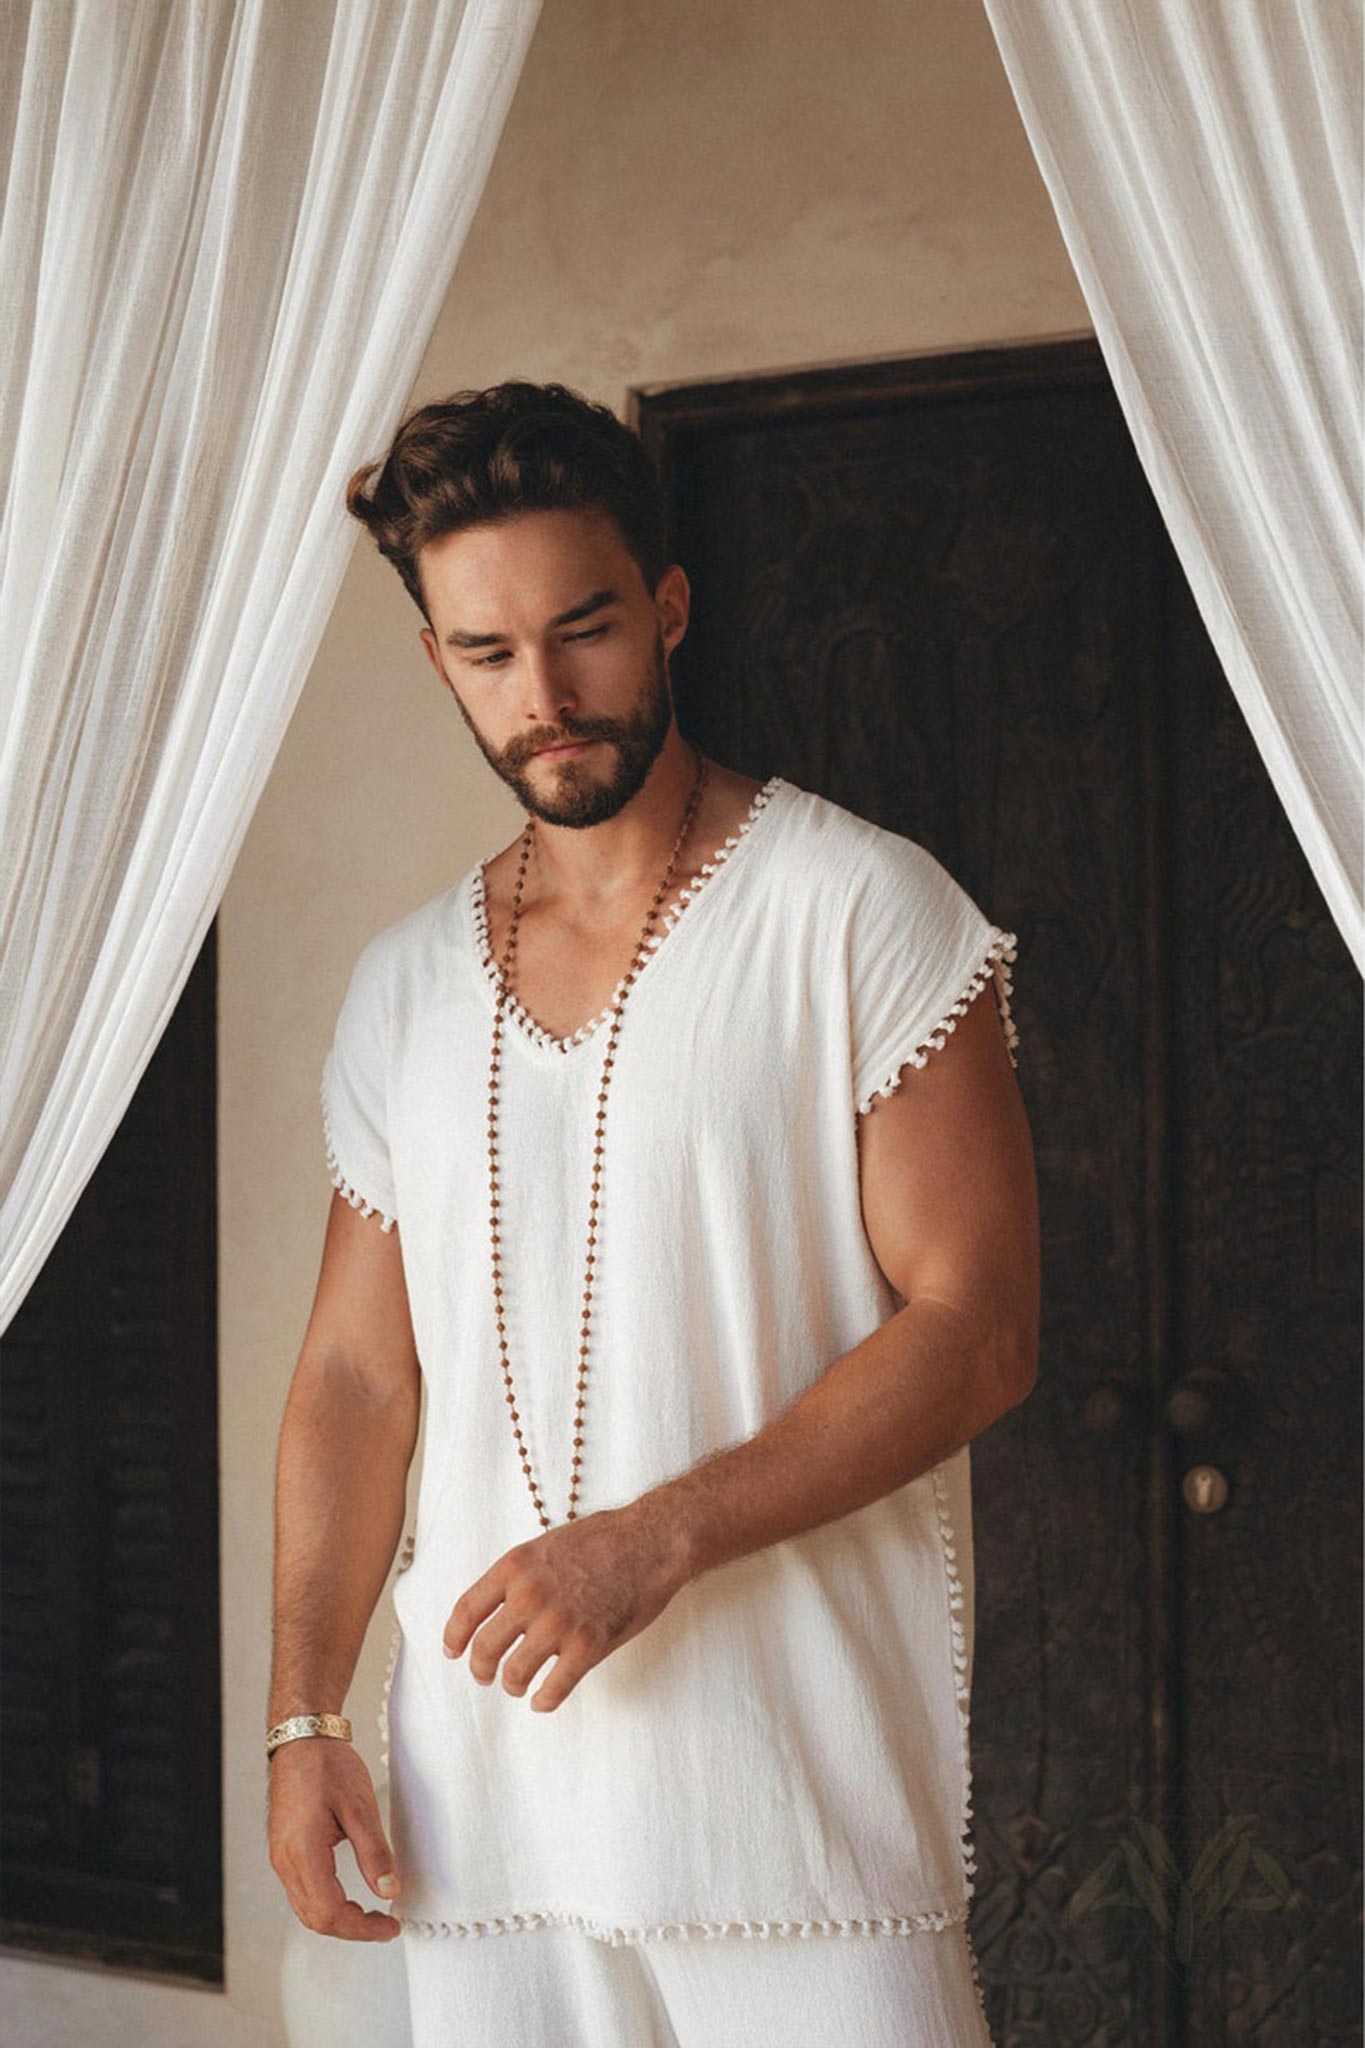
xmin=4 ymin=1 xmax=1087 ymax=2040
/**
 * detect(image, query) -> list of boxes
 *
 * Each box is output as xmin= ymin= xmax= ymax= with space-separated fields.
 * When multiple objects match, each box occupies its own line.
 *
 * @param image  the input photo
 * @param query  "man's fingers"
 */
xmin=500 ymin=1626 xmax=561 ymax=1697
xmin=337 ymin=1791 xmax=402 ymax=1901
xmin=465 ymin=1607 xmax=532 ymax=1685
xmin=320 ymin=1893 xmax=403 ymax=1941
xmin=268 ymin=1746 xmax=403 ymax=1939
xmin=445 ymin=1554 xmax=522 ymax=1657
xmin=530 ymin=1644 xmax=593 ymax=1713
xmin=281 ymin=1843 xmax=402 ymax=1941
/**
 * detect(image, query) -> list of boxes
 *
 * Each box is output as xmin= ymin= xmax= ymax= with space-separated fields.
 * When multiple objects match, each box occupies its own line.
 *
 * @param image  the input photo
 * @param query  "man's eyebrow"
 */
xmin=443 ymin=587 xmax=622 ymax=650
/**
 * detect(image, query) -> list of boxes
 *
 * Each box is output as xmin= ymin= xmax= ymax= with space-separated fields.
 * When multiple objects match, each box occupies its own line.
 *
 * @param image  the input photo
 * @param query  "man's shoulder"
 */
xmin=341 ymin=870 xmax=470 ymax=995
xmin=779 ymin=782 xmax=945 ymax=898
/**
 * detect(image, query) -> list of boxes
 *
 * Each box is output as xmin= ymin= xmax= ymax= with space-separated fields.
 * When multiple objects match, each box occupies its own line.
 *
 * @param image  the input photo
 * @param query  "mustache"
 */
xmin=518 ymin=725 xmax=616 ymax=762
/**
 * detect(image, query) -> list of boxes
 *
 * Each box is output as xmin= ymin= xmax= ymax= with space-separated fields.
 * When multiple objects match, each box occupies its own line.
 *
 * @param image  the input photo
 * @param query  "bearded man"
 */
xmin=267 ymin=380 xmax=1038 ymax=2048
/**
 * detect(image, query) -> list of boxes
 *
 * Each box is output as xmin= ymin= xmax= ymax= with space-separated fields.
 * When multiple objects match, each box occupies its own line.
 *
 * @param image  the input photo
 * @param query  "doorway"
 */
xmin=636 ymin=340 xmax=1362 ymax=2046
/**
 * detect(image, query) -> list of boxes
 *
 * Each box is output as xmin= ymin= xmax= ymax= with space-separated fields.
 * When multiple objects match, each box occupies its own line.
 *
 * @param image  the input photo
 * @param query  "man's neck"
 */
xmin=522 ymin=733 xmax=706 ymax=913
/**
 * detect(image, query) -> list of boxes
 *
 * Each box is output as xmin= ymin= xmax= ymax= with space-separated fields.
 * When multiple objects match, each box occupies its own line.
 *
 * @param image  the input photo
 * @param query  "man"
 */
xmin=268 ymin=381 xmax=1039 ymax=2048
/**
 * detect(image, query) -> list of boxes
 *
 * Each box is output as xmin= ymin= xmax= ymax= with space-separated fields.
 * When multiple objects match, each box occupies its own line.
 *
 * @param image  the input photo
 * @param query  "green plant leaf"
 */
xmin=1214 ymin=1835 xmax=1253 ymax=1912
xmin=1133 ymin=1815 xmax=1180 ymax=1883
xmin=1121 ymin=1836 xmax=1171 ymax=1929
xmin=1249 ymin=1847 xmax=1292 ymax=1904
xmin=1066 ymin=1848 xmax=1123 ymax=1921
xmin=1189 ymin=1812 xmax=1254 ymax=1896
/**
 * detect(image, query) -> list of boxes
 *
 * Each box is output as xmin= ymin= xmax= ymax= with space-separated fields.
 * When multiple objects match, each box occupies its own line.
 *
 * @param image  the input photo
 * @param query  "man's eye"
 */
xmin=473 ymin=625 xmax=607 ymax=668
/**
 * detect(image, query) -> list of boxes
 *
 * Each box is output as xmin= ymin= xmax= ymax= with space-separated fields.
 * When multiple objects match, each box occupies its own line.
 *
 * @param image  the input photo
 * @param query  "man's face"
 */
xmin=418 ymin=506 xmax=687 ymax=829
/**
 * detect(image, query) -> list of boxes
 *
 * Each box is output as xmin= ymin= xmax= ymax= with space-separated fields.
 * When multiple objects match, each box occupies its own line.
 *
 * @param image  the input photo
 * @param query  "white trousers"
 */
xmin=400 ymin=1919 xmax=994 ymax=2048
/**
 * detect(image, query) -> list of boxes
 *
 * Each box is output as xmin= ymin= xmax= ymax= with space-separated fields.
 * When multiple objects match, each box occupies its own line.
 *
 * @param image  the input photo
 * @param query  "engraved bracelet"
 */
xmin=265 ymin=1712 xmax=353 ymax=1757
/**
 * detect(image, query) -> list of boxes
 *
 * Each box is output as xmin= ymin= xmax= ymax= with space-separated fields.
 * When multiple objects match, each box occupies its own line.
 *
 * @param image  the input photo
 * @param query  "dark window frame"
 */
xmin=0 ymin=925 xmax=222 ymax=1984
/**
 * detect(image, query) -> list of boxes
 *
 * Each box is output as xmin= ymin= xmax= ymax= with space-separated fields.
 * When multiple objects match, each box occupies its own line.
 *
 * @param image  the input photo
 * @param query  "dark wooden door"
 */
xmin=636 ymin=341 xmax=1362 ymax=2048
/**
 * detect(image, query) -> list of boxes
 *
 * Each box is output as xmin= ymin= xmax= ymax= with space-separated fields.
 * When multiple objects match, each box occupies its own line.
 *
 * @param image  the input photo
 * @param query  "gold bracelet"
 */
xmin=266 ymin=1712 xmax=353 ymax=1757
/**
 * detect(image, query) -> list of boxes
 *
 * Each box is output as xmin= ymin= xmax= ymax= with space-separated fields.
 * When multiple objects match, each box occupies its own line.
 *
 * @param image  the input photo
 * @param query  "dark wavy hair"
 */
xmin=345 ymin=381 xmax=669 ymax=624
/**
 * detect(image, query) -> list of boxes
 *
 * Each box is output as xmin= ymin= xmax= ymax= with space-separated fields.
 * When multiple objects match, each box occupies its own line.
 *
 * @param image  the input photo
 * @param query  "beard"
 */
xmin=450 ymin=627 xmax=676 ymax=829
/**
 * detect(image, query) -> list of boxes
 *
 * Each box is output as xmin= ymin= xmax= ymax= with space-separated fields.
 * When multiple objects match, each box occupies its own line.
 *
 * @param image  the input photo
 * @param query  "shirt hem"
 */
xmin=394 ymin=1902 xmax=972 ymax=1946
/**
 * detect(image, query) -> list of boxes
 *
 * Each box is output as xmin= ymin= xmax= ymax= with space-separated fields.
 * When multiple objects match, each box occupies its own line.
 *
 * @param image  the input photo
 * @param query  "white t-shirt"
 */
xmin=320 ymin=774 xmax=1020 ymax=1946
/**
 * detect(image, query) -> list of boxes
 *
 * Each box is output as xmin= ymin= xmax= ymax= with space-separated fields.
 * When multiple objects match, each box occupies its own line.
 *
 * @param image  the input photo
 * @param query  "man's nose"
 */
xmin=521 ymin=647 xmax=579 ymax=728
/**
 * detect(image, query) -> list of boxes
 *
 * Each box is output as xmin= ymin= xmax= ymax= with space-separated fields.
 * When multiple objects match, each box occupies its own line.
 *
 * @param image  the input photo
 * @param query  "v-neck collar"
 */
xmin=466 ymin=775 xmax=787 ymax=1057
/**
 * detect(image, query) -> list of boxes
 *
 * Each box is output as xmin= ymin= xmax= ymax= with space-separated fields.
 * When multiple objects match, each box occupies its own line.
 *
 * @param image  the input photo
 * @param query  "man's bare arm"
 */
xmin=635 ymin=979 xmax=1040 ymax=1578
xmin=268 ymin=1191 xmax=421 ymax=1941
xmin=444 ymin=980 xmax=1040 ymax=1712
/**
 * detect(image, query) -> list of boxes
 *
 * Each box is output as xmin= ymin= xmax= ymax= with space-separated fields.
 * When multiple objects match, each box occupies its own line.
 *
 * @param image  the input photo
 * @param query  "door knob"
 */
xmin=1181 ymin=1464 xmax=1229 ymax=1514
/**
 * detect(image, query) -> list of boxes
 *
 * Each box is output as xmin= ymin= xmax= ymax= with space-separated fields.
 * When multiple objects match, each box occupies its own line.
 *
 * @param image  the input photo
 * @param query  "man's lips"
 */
xmin=534 ymin=739 xmax=597 ymax=757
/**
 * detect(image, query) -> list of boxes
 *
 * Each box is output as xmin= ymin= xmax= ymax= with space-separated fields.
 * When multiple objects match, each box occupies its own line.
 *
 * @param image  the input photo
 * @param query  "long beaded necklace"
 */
xmin=487 ymin=742 xmax=710 ymax=1530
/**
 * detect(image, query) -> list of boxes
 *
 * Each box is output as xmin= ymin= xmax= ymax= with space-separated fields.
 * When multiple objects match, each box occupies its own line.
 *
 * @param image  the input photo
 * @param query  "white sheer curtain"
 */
xmin=981 ymin=0 xmax=1363 ymax=973
xmin=0 ymin=0 xmax=541 ymax=1333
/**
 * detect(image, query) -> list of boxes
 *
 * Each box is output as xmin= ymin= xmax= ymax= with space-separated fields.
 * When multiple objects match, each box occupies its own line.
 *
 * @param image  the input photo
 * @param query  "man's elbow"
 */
xmin=989 ymin=1320 xmax=1039 ymax=1416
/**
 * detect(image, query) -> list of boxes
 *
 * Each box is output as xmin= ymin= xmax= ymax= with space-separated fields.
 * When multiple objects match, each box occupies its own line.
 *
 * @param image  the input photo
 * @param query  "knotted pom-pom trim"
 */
xmin=470 ymin=777 xmax=784 ymax=1054
xmin=392 ymin=1904 xmax=972 ymax=1946
xmin=931 ymin=1462 xmax=979 ymax=1901
xmin=321 ymin=1071 xmax=398 ymax=1231
xmin=931 ymin=1458 xmax=993 ymax=2029
xmin=856 ymin=929 xmax=1019 ymax=1116
xmin=375 ymin=1525 xmax=974 ymax=1949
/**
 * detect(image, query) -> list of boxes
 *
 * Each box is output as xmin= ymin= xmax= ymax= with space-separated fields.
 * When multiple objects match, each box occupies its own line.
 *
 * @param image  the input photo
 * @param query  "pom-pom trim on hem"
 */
xmin=392 ymin=1903 xmax=972 ymax=1946
xmin=375 ymin=1528 xmax=977 ymax=1949
xmin=469 ymin=776 xmax=786 ymax=1054
xmin=855 ymin=928 xmax=1020 ymax=1117
xmin=320 ymin=1071 xmax=398 ymax=1232
xmin=377 ymin=1519 xmax=990 ymax=2001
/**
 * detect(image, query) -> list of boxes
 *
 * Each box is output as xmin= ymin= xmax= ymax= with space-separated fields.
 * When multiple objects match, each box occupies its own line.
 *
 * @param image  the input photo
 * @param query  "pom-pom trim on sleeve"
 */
xmin=855 ymin=928 xmax=1019 ymax=1117
xmin=320 ymin=1071 xmax=398 ymax=1232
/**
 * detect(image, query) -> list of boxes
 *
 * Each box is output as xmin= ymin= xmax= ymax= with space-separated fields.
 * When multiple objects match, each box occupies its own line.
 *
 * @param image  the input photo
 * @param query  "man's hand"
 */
xmin=268 ymin=1737 xmax=403 ymax=1941
xmin=443 ymin=1502 xmax=691 ymax=1713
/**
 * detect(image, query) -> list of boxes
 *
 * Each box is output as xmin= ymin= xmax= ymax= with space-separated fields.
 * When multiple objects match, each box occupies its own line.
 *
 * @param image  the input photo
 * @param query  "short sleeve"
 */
xmin=320 ymin=936 xmax=399 ymax=1231
xmin=848 ymin=832 xmax=1020 ymax=1117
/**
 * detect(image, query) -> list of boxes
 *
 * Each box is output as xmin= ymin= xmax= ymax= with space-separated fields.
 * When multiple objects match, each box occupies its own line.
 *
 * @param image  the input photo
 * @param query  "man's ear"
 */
xmin=655 ymin=562 xmax=690 ymax=657
xmin=419 ymin=626 xmax=451 ymax=691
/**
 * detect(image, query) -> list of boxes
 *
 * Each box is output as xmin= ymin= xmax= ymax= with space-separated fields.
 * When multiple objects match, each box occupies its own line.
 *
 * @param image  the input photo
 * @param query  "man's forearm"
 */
xmin=634 ymin=1297 xmax=1034 ymax=1584
xmin=269 ymin=1360 xmax=417 ymax=1726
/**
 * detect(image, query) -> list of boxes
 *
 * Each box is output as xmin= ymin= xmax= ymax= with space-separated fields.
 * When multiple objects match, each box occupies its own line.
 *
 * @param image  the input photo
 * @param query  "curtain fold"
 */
xmin=981 ymin=0 xmax=1363 ymax=974
xmin=0 ymin=0 xmax=542 ymax=1334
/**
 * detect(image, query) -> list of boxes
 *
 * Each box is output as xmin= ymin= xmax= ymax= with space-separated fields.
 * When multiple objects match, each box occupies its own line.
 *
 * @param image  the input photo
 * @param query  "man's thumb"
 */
xmin=345 ymin=1801 xmax=401 ymax=1898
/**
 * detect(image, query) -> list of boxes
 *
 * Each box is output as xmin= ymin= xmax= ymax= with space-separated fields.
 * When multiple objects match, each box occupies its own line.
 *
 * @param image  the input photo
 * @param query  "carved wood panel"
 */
xmin=637 ymin=341 xmax=1361 ymax=2047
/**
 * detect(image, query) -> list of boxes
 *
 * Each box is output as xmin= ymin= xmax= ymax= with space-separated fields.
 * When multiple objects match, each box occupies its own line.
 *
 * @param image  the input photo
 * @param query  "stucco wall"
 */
xmin=3 ymin=1 xmax=1087 ymax=2040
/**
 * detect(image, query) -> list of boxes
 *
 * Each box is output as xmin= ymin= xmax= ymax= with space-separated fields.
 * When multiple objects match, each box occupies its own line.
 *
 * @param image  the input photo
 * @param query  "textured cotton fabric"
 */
xmin=401 ymin=1913 xmax=992 ymax=2047
xmin=320 ymin=776 xmax=1018 ymax=1969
